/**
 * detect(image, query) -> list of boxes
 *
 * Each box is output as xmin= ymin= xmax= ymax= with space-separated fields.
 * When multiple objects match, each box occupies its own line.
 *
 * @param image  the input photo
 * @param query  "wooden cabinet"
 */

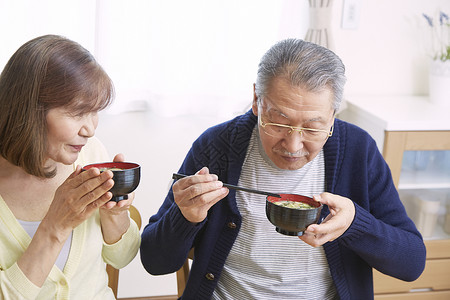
xmin=339 ymin=96 xmax=450 ymax=299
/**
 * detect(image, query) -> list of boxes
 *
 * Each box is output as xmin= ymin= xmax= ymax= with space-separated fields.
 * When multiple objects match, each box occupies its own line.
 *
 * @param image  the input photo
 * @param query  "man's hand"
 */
xmin=173 ymin=167 xmax=229 ymax=223
xmin=299 ymin=192 xmax=355 ymax=247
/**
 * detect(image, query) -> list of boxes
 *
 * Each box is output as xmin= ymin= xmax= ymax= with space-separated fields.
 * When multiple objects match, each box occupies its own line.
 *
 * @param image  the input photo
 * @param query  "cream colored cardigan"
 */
xmin=0 ymin=137 xmax=141 ymax=299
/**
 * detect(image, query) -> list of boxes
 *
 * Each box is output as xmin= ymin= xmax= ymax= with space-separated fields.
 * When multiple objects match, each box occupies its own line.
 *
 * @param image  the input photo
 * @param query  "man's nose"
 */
xmin=281 ymin=130 xmax=305 ymax=154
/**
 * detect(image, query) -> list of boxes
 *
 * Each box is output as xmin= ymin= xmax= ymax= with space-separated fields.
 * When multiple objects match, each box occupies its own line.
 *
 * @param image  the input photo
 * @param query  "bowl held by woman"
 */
xmin=83 ymin=162 xmax=141 ymax=202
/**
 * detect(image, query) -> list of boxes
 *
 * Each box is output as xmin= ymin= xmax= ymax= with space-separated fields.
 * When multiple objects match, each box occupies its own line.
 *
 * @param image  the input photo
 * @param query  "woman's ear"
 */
xmin=252 ymin=83 xmax=258 ymax=116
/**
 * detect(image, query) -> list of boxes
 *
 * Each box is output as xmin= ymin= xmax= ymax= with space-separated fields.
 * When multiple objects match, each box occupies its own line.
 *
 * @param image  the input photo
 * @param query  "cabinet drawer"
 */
xmin=375 ymin=290 xmax=450 ymax=300
xmin=374 ymin=259 xmax=450 ymax=294
xmin=425 ymin=239 xmax=450 ymax=259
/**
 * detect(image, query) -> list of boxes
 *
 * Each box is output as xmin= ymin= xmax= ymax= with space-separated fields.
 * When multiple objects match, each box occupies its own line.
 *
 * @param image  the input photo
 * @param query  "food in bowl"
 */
xmin=99 ymin=167 xmax=123 ymax=172
xmin=274 ymin=201 xmax=315 ymax=209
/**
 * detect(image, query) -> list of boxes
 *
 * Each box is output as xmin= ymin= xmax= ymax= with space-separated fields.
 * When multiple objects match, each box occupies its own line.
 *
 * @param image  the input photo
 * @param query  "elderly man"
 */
xmin=140 ymin=39 xmax=426 ymax=300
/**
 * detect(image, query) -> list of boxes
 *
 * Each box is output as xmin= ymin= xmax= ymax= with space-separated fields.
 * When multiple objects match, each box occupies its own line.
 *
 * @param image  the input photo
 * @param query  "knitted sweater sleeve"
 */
xmin=140 ymin=136 xmax=209 ymax=275
xmin=334 ymin=122 xmax=426 ymax=282
xmin=140 ymin=112 xmax=252 ymax=277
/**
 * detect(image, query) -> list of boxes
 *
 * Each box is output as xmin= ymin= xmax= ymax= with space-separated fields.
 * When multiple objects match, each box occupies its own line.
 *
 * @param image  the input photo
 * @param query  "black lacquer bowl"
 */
xmin=82 ymin=162 xmax=141 ymax=202
xmin=266 ymin=194 xmax=322 ymax=236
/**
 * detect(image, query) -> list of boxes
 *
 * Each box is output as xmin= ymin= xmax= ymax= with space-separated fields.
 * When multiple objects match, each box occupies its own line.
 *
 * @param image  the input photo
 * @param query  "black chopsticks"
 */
xmin=172 ymin=173 xmax=282 ymax=198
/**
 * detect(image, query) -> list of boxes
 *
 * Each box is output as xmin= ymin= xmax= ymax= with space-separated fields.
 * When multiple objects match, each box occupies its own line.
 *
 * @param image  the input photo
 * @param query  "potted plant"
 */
xmin=423 ymin=11 xmax=450 ymax=106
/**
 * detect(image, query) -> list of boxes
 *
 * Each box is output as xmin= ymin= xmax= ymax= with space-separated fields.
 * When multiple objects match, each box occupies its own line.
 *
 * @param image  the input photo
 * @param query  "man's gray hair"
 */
xmin=255 ymin=39 xmax=346 ymax=111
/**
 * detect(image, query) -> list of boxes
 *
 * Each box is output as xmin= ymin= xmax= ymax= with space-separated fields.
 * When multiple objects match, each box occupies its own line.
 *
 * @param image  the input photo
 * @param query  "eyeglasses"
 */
xmin=259 ymin=117 xmax=334 ymax=142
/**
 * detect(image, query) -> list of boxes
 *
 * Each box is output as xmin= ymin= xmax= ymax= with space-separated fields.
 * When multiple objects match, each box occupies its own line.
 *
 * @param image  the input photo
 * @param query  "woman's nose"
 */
xmin=80 ymin=113 xmax=98 ymax=137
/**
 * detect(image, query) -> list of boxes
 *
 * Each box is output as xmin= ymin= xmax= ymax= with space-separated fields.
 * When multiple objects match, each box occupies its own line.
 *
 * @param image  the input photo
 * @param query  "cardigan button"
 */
xmin=227 ymin=222 xmax=237 ymax=229
xmin=205 ymin=273 xmax=215 ymax=281
xmin=59 ymin=279 xmax=67 ymax=286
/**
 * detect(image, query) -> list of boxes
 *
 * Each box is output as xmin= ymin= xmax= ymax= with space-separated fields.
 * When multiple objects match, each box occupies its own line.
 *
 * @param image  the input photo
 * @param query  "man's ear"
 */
xmin=252 ymin=83 xmax=258 ymax=116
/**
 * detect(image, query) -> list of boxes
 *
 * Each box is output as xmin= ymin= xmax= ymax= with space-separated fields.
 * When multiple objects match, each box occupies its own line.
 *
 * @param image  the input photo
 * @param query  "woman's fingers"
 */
xmin=55 ymin=168 xmax=114 ymax=214
xmin=74 ymin=169 xmax=114 ymax=205
xmin=113 ymin=153 xmax=125 ymax=163
xmin=101 ymin=192 xmax=133 ymax=211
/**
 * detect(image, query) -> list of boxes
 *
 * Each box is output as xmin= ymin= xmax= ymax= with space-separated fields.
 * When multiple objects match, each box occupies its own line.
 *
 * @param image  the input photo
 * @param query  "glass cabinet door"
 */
xmin=399 ymin=150 xmax=450 ymax=240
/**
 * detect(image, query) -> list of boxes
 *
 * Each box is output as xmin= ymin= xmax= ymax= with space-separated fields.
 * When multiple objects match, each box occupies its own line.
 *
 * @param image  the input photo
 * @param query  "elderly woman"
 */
xmin=0 ymin=35 xmax=140 ymax=299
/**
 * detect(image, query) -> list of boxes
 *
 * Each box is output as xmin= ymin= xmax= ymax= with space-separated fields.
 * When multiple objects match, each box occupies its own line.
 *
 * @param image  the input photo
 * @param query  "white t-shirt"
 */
xmin=18 ymin=220 xmax=72 ymax=271
xmin=212 ymin=127 xmax=337 ymax=300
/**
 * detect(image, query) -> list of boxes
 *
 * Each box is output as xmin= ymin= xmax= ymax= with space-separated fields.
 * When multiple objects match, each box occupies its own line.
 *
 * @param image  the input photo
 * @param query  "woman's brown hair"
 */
xmin=0 ymin=35 xmax=114 ymax=178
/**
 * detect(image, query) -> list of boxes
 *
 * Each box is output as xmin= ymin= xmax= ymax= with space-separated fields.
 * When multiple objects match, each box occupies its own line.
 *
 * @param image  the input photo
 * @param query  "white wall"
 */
xmin=0 ymin=0 xmax=97 ymax=67
xmin=332 ymin=0 xmax=450 ymax=98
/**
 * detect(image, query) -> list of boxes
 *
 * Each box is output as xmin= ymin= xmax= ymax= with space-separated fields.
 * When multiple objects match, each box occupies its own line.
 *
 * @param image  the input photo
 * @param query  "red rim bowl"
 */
xmin=266 ymin=194 xmax=322 ymax=236
xmin=82 ymin=162 xmax=141 ymax=202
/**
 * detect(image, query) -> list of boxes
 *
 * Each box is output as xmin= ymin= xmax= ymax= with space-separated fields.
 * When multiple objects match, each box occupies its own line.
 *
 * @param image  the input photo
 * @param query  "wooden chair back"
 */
xmin=176 ymin=248 xmax=194 ymax=298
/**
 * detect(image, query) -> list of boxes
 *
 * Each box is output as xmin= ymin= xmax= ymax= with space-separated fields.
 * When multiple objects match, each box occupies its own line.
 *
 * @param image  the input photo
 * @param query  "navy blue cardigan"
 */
xmin=140 ymin=110 xmax=426 ymax=300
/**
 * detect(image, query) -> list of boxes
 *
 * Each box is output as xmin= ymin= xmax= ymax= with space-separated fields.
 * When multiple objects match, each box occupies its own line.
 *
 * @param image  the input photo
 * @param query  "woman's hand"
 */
xmin=99 ymin=153 xmax=134 ymax=244
xmin=42 ymin=165 xmax=114 ymax=242
xmin=173 ymin=167 xmax=229 ymax=224
xmin=299 ymin=192 xmax=355 ymax=247
xmin=18 ymin=165 xmax=114 ymax=287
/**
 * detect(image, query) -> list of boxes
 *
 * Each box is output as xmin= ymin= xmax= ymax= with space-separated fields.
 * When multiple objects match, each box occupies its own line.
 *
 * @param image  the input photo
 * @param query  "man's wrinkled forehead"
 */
xmin=260 ymin=94 xmax=333 ymax=119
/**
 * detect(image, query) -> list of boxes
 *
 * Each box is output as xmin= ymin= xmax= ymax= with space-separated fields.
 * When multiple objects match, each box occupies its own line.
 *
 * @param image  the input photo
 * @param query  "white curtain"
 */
xmin=1 ymin=0 xmax=310 ymax=118
xmin=95 ymin=0 xmax=309 ymax=117
xmin=304 ymin=0 xmax=334 ymax=50
xmin=0 ymin=0 xmax=96 ymax=68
